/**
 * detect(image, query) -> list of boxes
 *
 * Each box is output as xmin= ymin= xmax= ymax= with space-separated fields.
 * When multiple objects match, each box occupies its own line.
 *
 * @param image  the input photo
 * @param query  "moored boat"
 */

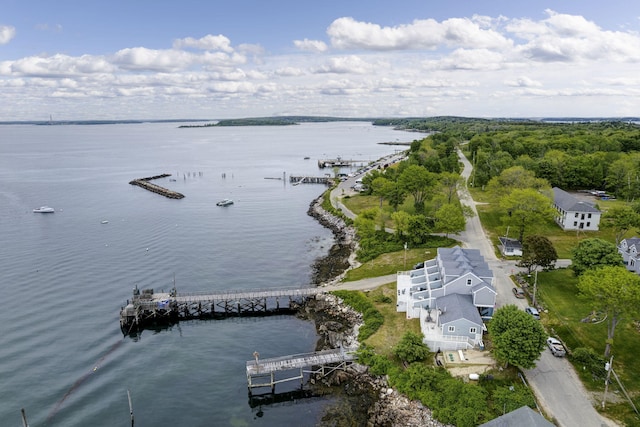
xmin=216 ymin=199 xmax=234 ymax=207
xmin=33 ymin=206 xmax=55 ymax=213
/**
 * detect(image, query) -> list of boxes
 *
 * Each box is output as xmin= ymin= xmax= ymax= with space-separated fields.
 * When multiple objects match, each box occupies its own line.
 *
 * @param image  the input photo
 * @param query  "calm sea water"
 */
xmin=0 ymin=121 xmax=419 ymax=427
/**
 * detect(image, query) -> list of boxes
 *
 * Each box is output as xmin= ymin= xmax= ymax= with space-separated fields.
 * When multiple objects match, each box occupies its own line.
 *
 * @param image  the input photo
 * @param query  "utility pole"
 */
xmin=127 ymin=390 xmax=134 ymax=427
xmin=532 ymin=269 xmax=538 ymax=307
xmin=602 ymin=355 xmax=614 ymax=410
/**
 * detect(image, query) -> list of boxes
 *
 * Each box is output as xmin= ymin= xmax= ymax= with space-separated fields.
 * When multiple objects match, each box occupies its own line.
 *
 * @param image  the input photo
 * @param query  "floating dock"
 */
xmin=119 ymin=286 xmax=323 ymax=335
xmin=129 ymin=174 xmax=184 ymax=199
xmin=246 ymin=348 xmax=356 ymax=394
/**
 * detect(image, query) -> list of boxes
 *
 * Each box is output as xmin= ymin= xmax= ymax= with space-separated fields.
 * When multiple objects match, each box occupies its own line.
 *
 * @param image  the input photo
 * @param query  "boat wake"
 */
xmin=46 ymin=340 xmax=123 ymax=422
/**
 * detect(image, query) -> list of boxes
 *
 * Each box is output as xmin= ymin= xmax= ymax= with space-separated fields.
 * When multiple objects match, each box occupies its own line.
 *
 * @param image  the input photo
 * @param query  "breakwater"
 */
xmin=129 ymin=174 xmax=185 ymax=199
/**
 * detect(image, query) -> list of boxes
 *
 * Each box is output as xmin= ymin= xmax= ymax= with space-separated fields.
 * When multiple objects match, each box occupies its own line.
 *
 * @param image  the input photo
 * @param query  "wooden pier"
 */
xmin=246 ymin=348 xmax=356 ymax=394
xmin=129 ymin=174 xmax=185 ymax=199
xmin=289 ymin=176 xmax=334 ymax=185
xmin=119 ymin=286 xmax=323 ymax=335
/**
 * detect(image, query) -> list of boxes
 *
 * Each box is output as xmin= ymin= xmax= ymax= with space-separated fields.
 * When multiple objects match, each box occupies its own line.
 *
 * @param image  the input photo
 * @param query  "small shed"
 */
xmin=499 ymin=237 xmax=522 ymax=257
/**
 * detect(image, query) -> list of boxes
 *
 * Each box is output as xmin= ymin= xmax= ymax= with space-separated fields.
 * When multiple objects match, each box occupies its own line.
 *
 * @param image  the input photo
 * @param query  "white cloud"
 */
xmin=327 ymin=16 xmax=511 ymax=51
xmin=0 ymin=25 xmax=16 ymax=44
xmin=504 ymin=76 xmax=543 ymax=87
xmin=294 ymin=38 xmax=328 ymax=53
xmin=314 ymin=55 xmax=376 ymax=74
xmin=173 ymin=34 xmax=233 ymax=52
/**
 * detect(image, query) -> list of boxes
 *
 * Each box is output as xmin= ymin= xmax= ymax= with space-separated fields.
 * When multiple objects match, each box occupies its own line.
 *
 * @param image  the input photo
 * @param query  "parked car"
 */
xmin=525 ymin=306 xmax=540 ymax=320
xmin=547 ymin=337 xmax=566 ymax=357
xmin=512 ymin=287 xmax=525 ymax=299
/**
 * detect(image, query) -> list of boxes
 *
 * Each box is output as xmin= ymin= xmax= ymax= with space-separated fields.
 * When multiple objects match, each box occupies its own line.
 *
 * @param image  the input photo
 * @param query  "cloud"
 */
xmin=504 ymin=76 xmax=543 ymax=87
xmin=294 ymin=38 xmax=328 ymax=53
xmin=8 ymin=54 xmax=115 ymax=77
xmin=173 ymin=34 xmax=233 ymax=52
xmin=327 ymin=16 xmax=511 ymax=51
xmin=314 ymin=55 xmax=376 ymax=74
xmin=0 ymin=25 xmax=16 ymax=44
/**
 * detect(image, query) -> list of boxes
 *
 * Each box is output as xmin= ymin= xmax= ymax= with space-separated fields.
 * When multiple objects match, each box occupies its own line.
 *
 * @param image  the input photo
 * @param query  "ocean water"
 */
xmin=0 ymin=121 xmax=420 ymax=427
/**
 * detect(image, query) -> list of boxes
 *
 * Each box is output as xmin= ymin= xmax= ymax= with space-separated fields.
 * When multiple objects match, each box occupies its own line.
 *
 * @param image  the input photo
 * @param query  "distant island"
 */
xmin=178 ymin=116 xmax=376 ymax=128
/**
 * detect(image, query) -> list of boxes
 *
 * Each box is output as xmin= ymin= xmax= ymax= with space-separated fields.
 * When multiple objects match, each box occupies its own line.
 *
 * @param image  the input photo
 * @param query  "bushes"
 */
xmin=331 ymin=290 xmax=384 ymax=340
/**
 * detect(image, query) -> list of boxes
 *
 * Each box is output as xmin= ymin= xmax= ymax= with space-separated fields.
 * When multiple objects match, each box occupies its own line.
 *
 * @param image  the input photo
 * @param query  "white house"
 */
xmin=397 ymin=246 xmax=496 ymax=351
xmin=552 ymin=187 xmax=601 ymax=231
xmin=499 ymin=237 xmax=522 ymax=257
xmin=618 ymin=237 xmax=640 ymax=274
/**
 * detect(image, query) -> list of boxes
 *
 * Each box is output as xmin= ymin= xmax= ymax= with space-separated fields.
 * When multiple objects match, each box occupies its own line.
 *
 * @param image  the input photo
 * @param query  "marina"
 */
xmin=289 ymin=176 xmax=334 ymax=185
xmin=317 ymin=158 xmax=369 ymax=168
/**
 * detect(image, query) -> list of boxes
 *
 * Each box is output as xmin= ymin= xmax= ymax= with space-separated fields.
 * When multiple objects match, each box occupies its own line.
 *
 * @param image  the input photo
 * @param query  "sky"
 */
xmin=2 ymin=0 xmax=640 ymax=121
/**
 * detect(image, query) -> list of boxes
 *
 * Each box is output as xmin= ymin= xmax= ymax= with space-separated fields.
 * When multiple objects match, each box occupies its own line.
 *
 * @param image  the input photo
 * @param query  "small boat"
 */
xmin=303 ymin=156 xmax=310 ymax=160
xmin=33 ymin=206 xmax=55 ymax=213
xmin=101 ymin=220 xmax=109 ymax=224
xmin=216 ymin=199 xmax=234 ymax=207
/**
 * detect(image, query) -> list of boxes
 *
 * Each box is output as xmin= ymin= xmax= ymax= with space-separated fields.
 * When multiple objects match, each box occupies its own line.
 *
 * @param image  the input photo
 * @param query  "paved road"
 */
xmin=327 ymin=150 xmax=617 ymax=426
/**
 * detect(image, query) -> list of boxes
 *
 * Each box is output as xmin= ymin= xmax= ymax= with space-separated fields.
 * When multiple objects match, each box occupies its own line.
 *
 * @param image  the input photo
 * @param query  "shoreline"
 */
xmin=305 ymin=192 xmax=448 ymax=427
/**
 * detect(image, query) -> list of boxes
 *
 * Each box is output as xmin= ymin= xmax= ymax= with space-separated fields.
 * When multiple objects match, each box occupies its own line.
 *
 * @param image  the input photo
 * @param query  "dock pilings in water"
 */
xmin=119 ymin=286 xmax=323 ymax=335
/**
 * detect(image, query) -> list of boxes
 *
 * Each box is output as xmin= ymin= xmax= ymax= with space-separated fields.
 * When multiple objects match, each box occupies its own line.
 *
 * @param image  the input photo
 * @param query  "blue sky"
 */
xmin=2 ymin=0 xmax=640 ymax=120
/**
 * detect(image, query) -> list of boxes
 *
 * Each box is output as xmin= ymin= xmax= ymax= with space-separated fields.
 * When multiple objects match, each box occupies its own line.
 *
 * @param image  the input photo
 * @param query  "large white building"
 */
xmin=552 ymin=187 xmax=601 ymax=231
xmin=397 ymin=246 xmax=496 ymax=351
xmin=618 ymin=237 xmax=640 ymax=274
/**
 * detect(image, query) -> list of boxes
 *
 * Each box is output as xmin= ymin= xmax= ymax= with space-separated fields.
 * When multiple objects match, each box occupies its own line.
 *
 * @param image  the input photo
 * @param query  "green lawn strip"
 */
xmin=344 ymin=246 xmax=442 ymax=281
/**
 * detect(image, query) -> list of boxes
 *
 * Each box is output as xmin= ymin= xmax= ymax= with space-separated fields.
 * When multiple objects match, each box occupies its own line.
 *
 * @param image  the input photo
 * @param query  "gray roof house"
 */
xmin=552 ymin=187 xmax=601 ymax=231
xmin=479 ymin=405 xmax=554 ymax=427
xmin=618 ymin=237 xmax=640 ymax=275
xmin=498 ymin=236 xmax=522 ymax=257
xmin=397 ymin=246 xmax=496 ymax=351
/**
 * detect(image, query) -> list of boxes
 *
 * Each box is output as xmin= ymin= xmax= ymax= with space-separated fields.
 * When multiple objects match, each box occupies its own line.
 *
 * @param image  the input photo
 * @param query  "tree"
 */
xmin=391 ymin=210 xmax=411 ymax=238
xmin=601 ymin=205 xmax=640 ymax=244
xmin=406 ymin=214 xmax=433 ymax=245
xmin=577 ymin=266 xmax=640 ymax=358
xmin=393 ymin=331 xmax=430 ymax=364
xmin=519 ymin=235 xmax=558 ymax=274
xmin=486 ymin=165 xmax=549 ymax=196
xmin=398 ymin=165 xmax=437 ymax=212
xmin=439 ymin=172 xmax=462 ymax=204
xmin=435 ymin=204 xmax=466 ymax=237
xmin=571 ymin=238 xmax=623 ymax=276
xmin=499 ymin=188 xmax=555 ymax=242
xmin=488 ymin=305 xmax=546 ymax=369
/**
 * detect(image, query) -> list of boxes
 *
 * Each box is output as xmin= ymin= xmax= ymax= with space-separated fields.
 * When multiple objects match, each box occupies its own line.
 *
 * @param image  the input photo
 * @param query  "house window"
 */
xmin=448 ymin=326 xmax=455 ymax=333
xmin=573 ymin=221 xmax=577 ymax=226
xmin=588 ymin=213 xmax=592 ymax=219
xmin=587 ymin=222 xmax=591 ymax=227
xmin=466 ymin=278 xmax=472 ymax=286
xmin=470 ymin=327 xmax=477 ymax=334
xmin=574 ymin=213 xmax=578 ymax=217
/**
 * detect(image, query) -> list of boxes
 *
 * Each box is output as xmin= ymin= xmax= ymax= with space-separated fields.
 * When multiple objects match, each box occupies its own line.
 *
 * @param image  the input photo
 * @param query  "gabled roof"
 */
xmin=553 ymin=187 xmax=600 ymax=213
xmin=621 ymin=237 xmax=640 ymax=250
xmin=436 ymin=293 xmax=482 ymax=325
xmin=479 ymin=406 xmax=554 ymax=427
xmin=438 ymin=246 xmax=494 ymax=282
xmin=498 ymin=236 xmax=522 ymax=249
xmin=472 ymin=282 xmax=497 ymax=295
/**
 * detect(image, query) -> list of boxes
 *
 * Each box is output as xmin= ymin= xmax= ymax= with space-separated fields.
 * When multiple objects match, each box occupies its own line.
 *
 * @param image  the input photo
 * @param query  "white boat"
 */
xmin=33 ymin=206 xmax=55 ymax=213
xmin=216 ymin=199 xmax=234 ymax=207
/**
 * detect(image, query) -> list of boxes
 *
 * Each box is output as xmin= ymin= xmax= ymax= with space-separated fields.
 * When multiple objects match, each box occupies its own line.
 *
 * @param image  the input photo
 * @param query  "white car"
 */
xmin=547 ymin=337 xmax=566 ymax=357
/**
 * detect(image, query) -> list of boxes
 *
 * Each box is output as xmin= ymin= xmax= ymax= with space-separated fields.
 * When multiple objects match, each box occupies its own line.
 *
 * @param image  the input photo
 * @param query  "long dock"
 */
xmin=129 ymin=174 xmax=185 ymax=199
xmin=119 ymin=286 xmax=323 ymax=335
xmin=246 ymin=348 xmax=356 ymax=394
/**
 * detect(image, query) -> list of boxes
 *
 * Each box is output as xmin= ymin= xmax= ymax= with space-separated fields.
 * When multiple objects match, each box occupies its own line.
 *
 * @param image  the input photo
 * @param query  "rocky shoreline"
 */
xmin=304 ymin=194 xmax=448 ymax=427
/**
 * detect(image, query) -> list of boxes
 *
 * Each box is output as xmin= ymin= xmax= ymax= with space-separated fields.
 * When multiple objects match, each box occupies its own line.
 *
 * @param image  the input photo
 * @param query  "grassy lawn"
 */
xmin=535 ymin=268 xmax=640 ymax=424
xmin=344 ymin=247 xmax=439 ymax=281
xmin=361 ymin=283 xmax=422 ymax=357
xmin=473 ymin=195 xmax=637 ymax=259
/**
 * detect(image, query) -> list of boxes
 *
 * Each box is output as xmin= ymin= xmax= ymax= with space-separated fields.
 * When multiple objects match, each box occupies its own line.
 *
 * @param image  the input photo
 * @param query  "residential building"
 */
xmin=498 ymin=236 xmax=522 ymax=257
xmin=397 ymin=246 xmax=496 ymax=351
xmin=618 ymin=237 xmax=640 ymax=274
xmin=552 ymin=187 xmax=601 ymax=231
